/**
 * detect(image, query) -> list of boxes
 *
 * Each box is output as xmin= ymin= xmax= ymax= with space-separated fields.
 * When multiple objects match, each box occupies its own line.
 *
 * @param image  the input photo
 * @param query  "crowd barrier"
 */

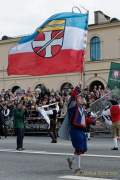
xmin=6 ymin=110 xmax=112 ymax=136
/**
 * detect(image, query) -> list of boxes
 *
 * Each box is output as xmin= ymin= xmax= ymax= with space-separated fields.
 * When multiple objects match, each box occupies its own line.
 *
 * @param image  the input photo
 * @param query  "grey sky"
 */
xmin=0 ymin=0 xmax=120 ymax=38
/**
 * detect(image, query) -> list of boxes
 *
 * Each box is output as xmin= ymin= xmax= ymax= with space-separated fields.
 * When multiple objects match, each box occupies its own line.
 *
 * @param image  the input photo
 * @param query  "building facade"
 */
xmin=0 ymin=11 xmax=120 ymax=92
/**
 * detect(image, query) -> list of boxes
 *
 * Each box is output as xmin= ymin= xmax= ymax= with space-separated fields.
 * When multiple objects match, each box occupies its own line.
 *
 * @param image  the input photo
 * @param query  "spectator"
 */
xmin=13 ymin=103 xmax=25 ymax=151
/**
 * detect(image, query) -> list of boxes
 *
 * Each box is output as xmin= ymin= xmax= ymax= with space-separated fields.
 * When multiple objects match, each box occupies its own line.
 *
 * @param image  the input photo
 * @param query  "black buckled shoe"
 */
xmin=111 ymin=147 xmax=118 ymax=150
xmin=51 ymin=139 xmax=57 ymax=143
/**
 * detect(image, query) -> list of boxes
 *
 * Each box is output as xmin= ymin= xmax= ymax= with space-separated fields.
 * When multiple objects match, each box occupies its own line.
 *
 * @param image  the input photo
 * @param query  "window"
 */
xmin=12 ymin=86 xmax=21 ymax=93
xmin=90 ymin=36 xmax=101 ymax=61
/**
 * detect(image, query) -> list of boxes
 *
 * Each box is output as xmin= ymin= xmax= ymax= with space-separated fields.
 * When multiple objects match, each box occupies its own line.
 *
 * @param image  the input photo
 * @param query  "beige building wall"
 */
xmin=84 ymin=22 xmax=120 ymax=89
xmin=86 ymin=23 xmax=120 ymax=60
xmin=0 ymin=20 xmax=120 ymax=91
xmin=0 ymin=72 xmax=81 ymax=91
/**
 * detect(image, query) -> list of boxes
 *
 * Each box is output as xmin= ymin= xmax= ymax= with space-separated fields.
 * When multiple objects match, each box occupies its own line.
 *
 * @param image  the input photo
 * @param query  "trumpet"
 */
xmin=37 ymin=102 xmax=59 ymax=113
xmin=41 ymin=102 xmax=58 ymax=109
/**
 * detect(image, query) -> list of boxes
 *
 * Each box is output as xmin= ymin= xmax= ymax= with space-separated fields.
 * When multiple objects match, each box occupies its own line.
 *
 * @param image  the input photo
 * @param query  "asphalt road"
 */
xmin=0 ymin=136 xmax=120 ymax=180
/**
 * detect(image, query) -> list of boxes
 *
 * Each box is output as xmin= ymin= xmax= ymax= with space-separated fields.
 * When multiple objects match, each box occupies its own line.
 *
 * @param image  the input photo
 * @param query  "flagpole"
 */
xmin=81 ymin=53 xmax=86 ymax=89
xmin=72 ymin=6 xmax=89 ymax=89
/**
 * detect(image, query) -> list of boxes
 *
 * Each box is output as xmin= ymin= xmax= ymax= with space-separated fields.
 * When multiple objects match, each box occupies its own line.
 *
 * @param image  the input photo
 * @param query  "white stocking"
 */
xmin=113 ymin=137 xmax=118 ymax=148
xmin=75 ymin=155 xmax=81 ymax=169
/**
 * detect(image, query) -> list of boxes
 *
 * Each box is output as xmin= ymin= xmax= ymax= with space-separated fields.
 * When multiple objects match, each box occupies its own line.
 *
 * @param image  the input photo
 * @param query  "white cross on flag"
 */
xmin=32 ymin=30 xmax=64 ymax=58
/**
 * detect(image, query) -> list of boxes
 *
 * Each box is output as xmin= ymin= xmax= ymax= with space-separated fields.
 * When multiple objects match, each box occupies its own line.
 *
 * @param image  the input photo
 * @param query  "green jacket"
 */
xmin=14 ymin=108 xmax=25 ymax=129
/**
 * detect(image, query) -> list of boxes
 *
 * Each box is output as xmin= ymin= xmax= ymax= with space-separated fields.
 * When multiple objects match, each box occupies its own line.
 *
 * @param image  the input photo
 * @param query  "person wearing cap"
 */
xmin=103 ymin=100 xmax=120 ymax=150
xmin=66 ymin=87 xmax=95 ymax=175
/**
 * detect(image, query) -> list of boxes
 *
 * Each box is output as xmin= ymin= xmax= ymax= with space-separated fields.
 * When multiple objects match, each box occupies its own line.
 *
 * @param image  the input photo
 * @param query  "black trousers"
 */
xmin=15 ymin=128 xmax=24 ymax=149
xmin=49 ymin=118 xmax=57 ymax=141
xmin=49 ymin=110 xmax=58 ymax=142
xmin=0 ymin=124 xmax=8 ymax=138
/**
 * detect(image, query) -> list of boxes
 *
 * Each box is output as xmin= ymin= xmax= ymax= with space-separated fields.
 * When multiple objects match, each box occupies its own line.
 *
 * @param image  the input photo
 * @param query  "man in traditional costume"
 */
xmin=103 ymin=100 xmax=120 ymax=150
xmin=65 ymin=87 xmax=96 ymax=175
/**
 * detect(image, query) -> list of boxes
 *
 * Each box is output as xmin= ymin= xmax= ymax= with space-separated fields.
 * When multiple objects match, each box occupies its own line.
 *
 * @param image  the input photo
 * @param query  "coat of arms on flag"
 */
xmin=32 ymin=20 xmax=65 ymax=58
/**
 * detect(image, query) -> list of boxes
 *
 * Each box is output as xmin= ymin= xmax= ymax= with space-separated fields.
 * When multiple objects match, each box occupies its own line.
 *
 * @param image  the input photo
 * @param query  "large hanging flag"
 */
xmin=108 ymin=62 xmax=120 ymax=90
xmin=8 ymin=12 xmax=88 ymax=76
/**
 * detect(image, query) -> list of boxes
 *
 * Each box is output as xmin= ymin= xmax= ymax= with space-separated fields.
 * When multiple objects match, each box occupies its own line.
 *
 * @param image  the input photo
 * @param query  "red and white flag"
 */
xmin=8 ymin=12 xmax=88 ymax=76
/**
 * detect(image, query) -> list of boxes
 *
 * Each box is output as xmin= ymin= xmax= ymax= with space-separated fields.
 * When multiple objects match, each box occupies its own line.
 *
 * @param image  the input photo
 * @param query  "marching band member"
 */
xmin=37 ymin=102 xmax=59 ymax=143
xmin=37 ymin=102 xmax=59 ymax=128
xmin=102 ymin=100 xmax=120 ymax=150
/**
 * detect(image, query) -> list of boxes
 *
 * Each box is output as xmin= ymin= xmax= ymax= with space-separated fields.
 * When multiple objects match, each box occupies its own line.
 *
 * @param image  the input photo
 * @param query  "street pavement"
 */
xmin=0 ymin=136 xmax=120 ymax=180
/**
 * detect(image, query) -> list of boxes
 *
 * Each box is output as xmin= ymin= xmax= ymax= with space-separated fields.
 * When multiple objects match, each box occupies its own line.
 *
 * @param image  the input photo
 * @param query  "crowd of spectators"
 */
xmin=0 ymin=85 xmax=109 ymax=107
xmin=0 ymin=85 xmax=110 ymax=137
